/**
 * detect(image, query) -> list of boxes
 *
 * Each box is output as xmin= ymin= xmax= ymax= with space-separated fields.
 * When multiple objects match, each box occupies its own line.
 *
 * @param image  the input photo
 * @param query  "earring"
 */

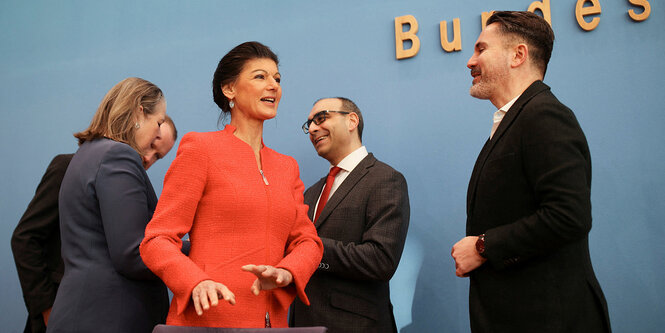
xmin=229 ymin=100 xmax=235 ymax=109
xmin=135 ymin=122 xmax=140 ymax=129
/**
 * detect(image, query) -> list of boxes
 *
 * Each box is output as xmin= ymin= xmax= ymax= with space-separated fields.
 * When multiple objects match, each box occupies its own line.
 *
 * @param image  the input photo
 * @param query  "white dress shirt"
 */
xmin=491 ymin=95 xmax=520 ymax=139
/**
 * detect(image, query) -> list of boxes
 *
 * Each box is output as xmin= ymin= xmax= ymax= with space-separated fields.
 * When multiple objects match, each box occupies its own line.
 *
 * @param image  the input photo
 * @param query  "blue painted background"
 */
xmin=1 ymin=1 xmax=663 ymax=332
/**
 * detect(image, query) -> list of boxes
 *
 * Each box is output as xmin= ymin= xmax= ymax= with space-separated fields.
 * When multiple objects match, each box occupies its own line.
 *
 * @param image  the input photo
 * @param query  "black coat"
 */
xmin=290 ymin=153 xmax=410 ymax=333
xmin=11 ymin=154 xmax=73 ymax=333
xmin=466 ymin=81 xmax=611 ymax=332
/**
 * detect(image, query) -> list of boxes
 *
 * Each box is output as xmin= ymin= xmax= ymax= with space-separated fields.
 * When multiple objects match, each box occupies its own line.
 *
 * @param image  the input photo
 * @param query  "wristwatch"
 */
xmin=475 ymin=234 xmax=487 ymax=258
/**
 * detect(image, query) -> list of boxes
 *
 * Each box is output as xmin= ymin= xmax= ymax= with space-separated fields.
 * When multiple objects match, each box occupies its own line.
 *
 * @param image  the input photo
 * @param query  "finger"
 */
xmin=241 ymin=264 xmax=267 ymax=277
xmin=250 ymin=278 xmax=261 ymax=296
xmin=207 ymin=285 xmax=219 ymax=307
xmin=199 ymin=287 xmax=210 ymax=311
xmin=261 ymin=265 xmax=276 ymax=278
xmin=206 ymin=285 xmax=220 ymax=308
xmin=219 ymin=286 xmax=237 ymax=305
xmin=279 ymin=269 xmax=293 ymax=286
xmin=241 ymin=264 xmax=256 ymax=272
xmin=192 ymin=289 xmax=203 ymax=315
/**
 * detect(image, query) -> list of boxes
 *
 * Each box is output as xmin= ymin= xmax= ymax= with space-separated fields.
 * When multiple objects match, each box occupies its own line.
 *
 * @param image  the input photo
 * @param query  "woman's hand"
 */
xmin=241 ymin=265 xmax=293 ymax=296
xmin=191 ymin=280 xmax=236 ymax=315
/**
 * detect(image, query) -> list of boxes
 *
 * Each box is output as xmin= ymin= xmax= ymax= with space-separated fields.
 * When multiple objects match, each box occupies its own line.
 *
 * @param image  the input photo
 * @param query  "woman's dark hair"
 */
xmin=212 ymin=41 xmax=279 ymax=114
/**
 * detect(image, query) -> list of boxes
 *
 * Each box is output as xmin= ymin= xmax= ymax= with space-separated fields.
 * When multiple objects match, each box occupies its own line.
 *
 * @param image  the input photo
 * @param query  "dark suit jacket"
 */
xmin=466 ymin=81 xmax=611 ymax=333
xmin=11 ymin=154 xmax=73 ymax=333
xmin=46 ymin=138 xmax=169 ymax=333
xmin=290 ymin=153 xmax=410 ymax=333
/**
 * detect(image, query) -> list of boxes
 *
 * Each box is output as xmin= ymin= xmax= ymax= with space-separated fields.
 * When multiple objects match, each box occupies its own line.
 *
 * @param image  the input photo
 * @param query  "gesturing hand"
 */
xmin=241 ymin=264 xmax=293 ymax=296
xmin=191 ymin=280 xmax=236 ymax=316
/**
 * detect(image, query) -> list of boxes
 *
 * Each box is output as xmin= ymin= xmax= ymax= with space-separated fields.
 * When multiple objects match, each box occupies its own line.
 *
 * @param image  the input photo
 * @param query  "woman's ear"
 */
xmin=222 ymin=83 xmax=236 ymax=100
xmin=136 ymin=105 xmax=145 ymax=121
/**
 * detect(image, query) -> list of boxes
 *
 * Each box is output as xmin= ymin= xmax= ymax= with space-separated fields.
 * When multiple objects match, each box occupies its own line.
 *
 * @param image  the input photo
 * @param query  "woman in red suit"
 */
xmin=140 ymin=42 xmax=323 ymax=328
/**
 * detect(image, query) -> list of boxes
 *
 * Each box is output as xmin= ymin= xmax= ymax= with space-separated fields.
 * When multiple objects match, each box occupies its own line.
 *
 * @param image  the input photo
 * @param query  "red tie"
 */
xmin=314 ymin=166 xmax=342 ymax=222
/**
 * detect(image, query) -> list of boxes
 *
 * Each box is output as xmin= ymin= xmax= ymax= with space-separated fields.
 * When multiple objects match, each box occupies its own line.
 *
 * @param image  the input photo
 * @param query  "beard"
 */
xmin=469 ymin=64 xmax=509 ymax=100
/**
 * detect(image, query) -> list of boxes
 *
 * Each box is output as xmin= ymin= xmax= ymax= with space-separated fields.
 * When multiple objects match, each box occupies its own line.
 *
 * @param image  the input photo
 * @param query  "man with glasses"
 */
xmin=289 ymin=97 xmax=410 ymax=333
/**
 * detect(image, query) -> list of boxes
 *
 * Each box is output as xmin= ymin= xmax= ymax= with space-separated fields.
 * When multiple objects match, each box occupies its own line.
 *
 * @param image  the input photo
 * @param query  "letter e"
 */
xmin=575 ymin=0 xmax=602 ymax=31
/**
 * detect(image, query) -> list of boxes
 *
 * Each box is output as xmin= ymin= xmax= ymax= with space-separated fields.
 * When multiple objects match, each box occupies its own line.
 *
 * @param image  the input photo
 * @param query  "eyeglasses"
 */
xmin=302 ymin=110 xmax=350 ymax=134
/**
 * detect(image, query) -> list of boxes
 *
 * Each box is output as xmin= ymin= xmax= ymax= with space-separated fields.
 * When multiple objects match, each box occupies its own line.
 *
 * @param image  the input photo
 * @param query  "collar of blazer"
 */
xmin=313 ymin=153 xmax=376 ymax=228
xmin=466 ymin=80 xmax=550 ymax=215
xmin=490 ymin=80 xmax=550 ymax=146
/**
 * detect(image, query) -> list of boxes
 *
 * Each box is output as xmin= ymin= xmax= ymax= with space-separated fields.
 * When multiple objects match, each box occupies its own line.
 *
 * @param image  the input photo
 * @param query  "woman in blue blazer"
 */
xmin=47 ymin=77 xmax=170 ymax=333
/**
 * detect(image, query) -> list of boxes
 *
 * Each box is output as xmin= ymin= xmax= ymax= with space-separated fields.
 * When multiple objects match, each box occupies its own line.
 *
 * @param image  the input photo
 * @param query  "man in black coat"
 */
xmin=11 ymin=117 xmax=176 ymax=333
xmin=451 ymin=11 xmax=611 ymax=332
xmin=290 ymin=97 xmax=410 ymax=333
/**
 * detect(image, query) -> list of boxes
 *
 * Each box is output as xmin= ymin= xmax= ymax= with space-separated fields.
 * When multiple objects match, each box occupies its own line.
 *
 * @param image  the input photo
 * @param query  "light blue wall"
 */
xmin=1 ymin=1 xmax=663 ymax=332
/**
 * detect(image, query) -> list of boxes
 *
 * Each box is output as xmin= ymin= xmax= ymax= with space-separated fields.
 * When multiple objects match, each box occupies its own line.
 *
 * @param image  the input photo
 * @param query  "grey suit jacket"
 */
xmin=290 ymin=153 xmax=410 ymax=333
xmin=47 ymin=138 xmax=168 ymax=333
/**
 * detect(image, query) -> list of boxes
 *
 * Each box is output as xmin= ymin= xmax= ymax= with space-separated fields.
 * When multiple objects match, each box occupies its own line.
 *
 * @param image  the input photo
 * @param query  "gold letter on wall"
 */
xmin=528 ymin=0 xmax=552 ymax=25
xmin=440 ymin=18 xmax=462 ymax=52
xmin=628 ymin=0 xmax=651 ymax=22
xmin=395 ymin=15 xmax=420 ymax=60
xmin=575 ymin=0 xmax=602 ymax=31
xmin=481 ymin=11 xmax=495 ymax=30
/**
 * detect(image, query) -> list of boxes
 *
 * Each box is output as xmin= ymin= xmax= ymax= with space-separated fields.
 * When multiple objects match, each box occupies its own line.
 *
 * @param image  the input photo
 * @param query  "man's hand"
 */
xmin=451 ymin=236 xmax=487 ymax=277
xmin=191 ymin=279 xmax=236 ymax=316
xmin=241 ymin=264 xmax=293 ymax=296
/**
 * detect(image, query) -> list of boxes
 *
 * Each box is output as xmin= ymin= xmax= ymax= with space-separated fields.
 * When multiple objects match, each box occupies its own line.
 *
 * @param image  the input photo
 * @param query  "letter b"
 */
xmin=395 ymin=15 xmax=420 ymax=60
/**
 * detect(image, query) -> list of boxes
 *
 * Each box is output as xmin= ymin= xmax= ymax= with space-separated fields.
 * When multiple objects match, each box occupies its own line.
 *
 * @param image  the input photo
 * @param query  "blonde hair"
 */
xmin=74 ymin=77 xmax=164 ymax=155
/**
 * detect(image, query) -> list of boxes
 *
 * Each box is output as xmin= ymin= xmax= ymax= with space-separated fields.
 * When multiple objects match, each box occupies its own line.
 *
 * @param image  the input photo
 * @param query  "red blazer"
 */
xmin=140 ymin=125 xmax=323 ymax=328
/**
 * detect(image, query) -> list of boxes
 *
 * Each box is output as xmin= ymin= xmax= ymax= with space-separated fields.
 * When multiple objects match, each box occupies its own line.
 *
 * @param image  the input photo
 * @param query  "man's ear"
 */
xmin=347 ymin=112 xmax=359 ymax=132
xmin=222 ymin=83 xmax=236 ymax=100
xmin=511 ymin=43 xmax=528 ymax=68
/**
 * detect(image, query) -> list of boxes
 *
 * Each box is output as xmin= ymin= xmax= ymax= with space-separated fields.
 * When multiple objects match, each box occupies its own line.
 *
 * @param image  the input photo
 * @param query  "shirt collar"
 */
xmin=499 ymin=95 xmax=520 ymax=113
xmin=331 ymin=146 xmax=368 ymax=173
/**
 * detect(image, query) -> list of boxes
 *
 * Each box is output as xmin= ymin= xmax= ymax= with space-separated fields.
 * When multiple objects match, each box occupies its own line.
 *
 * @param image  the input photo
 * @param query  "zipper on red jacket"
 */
xmin=259 ymin=170 xmax=269 ymax=185
xmin=259 ymin=149 xmax=272 ymax=327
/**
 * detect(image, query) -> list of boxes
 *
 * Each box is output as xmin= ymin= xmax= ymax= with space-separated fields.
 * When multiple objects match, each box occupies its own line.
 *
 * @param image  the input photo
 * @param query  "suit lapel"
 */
xmin=467 ymin=81 xmax=551 ymax=215
xmin=144 ymin=172 xmax=158 ymax=210
xmin=467 ymin=138 xmax=492 ymax=215
xmin=314 ymin=154 xmax=376 ymax=228
xmin=305 ymin=178 xmax=326 ymax=221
